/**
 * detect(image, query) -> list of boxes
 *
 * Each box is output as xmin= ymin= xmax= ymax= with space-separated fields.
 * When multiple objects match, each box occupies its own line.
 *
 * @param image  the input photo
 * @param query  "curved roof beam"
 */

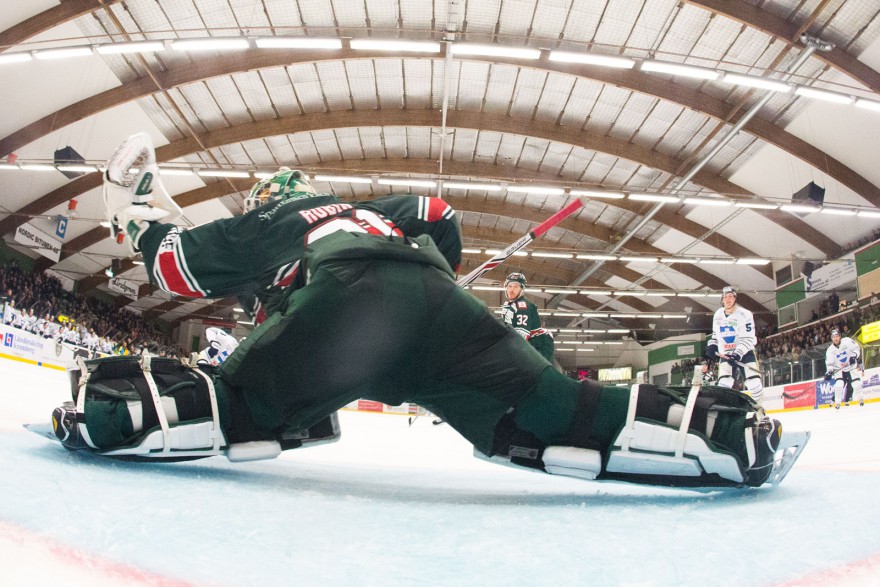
xmin=0 ymin=48 xmax=876 ymax=215
xmin=0 ymin=0 xmax=120 ymax=50
xmin=458 ymin=204 xmax=764 ymax=309
xmin=53 ymin=158 xmax=772 ymax=279
xmin=685 ymin=0 xmax=880 ymax=93
xmin=68 ymin=181 xmax=766 ymax=312
xmin=0 ymin=109 xmax=838 ymax=257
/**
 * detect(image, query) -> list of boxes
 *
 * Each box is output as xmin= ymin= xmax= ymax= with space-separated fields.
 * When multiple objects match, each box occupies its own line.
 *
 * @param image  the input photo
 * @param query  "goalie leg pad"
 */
xmin=605 ymin=419 xmax=745 ymax=484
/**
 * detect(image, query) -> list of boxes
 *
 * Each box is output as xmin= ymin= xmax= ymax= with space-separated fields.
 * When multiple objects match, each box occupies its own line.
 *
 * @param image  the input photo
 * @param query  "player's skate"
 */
xmin=103 ymin=132 xmax=182 ymax=252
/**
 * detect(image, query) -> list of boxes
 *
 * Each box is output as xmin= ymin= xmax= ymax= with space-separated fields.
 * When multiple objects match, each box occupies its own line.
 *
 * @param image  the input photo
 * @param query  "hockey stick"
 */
xmin=456 ymin=198 xmax=585 ymax=287
xmin=780 ymin=367 xmax=842 ymax=400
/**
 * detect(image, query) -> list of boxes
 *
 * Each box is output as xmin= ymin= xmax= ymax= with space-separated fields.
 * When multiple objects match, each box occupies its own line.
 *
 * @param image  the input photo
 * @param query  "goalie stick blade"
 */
xmin=767 ymin=430 xmax=810 ymax=486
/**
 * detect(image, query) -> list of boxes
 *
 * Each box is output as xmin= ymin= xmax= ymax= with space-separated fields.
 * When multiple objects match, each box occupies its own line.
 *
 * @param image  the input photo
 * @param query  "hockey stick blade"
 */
xmin=456 ymin=198 xmax=584 ymax=287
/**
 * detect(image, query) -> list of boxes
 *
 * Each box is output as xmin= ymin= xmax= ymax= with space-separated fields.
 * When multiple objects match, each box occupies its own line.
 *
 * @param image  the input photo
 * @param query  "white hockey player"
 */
xmin=705 ymin=286 xmax=763 ymax=406
xmin=197 ymin=327 xmax=240 ymax=367
xmin=824 ymin=328 xmax=863 ymax=409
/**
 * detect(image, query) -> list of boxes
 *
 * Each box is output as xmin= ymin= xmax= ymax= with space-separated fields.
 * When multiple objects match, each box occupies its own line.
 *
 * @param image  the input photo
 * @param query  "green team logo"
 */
xmin=135 ymin=172 xmax=153 ymax=195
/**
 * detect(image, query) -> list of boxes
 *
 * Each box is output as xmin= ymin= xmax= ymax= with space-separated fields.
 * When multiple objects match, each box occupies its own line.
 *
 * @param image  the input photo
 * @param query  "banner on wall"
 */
xmin=804 ymin=258 xmax=856 ymax=296
xmin=109 ymin=277 xmax=139 ymax=300
xmin=14 ymin=222 xmax=61 ymax=262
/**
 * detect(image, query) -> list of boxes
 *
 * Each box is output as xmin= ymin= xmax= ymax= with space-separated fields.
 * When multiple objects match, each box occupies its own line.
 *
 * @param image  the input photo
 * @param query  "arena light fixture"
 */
xmin=570 ymin=190 xmax=625 ymax=199
xmin=255 ymin=37 xmax=342 ymax=50
xmin=0 ymin=163 xmax=17 ymax=170
xmin=351 ymin=39 xmax=440 ymax=53
xmin=637 ymin=314 xmax=662 ymax=319
xmin=471 ymin=285 xmax=504 ymax=291
xmin=613 ymin=291 xmax=646 ymax=296
xmin=735 ymin=201 xmax=778 ymax=210
xmin=607 ymin=329 xmax=630 ymax=334
xmin=736 ymin=258 xmax=770 ymax=265
xmin=699 ymin=258 xmax=735 ymax=264
xmin=683 ymin=196 xmax=732 ymax=207
xmin=158 ymin=168 xmax=195 ymax=176
xmin=56 ymin=165 xmax=97 ymax=173
xmin=662 ymin=314 xmax=687 ymax=319
xmin=577 ymin=254 xmax=616 ymax=261
xmin=20 ymin=164 xmax=56 ymax=171
xmin=197 ymin=169 xmax=251 ymax=178
xmin=661 ymin=257 xmax=700 ymax=264
xmin=451 ymin=43 xmax=540 ymax=60
xmin=820 ymin=207 xmax=857 ymax=216
xmin=96 ymin=41 xmax=166 ymax=55
xmin=581 ymin=313 xmax=608 ymax=318
xmin=378 ymin=178 xmax=437 ymax=187
xmin=34 ymin=46 xmax=93 ymax=60
xmin=548 ymin=51 xmax=635 ymax=69
xmin=858 ymin=210 xmax=880 ymax=218
xmin=531 ymin=251 xmax=574 ymax=258
xmin=506 ymin=185 xmax=565 ymax=195
xmin=442 ymin=181 xmax=502 ymax=191
xmin=170 ymin=38 xmax=250 ymax=52
xmin=542 ymin=288 xmax=574 ymax=294
xmin=460 ymin=248 xmax=482 ymax=254
xmin=640 ymin=60 xmax=719 ymax=80
xmin=721 ymin=73 xmax=791 ymax=93
xmin=629 ymin=193 xmax=680 ymax=203
xmin=780 ymin=203 xmax=820 ymax=213
xmin=619 ymin=256 xmax=658 ymax=263
xmin=314 ymin=174 xmax=372 ymax=184
xmin=855 ymin=98 xmax=880 ymax=112
xmin=645 ymin=292 xmax=669 ymax=297
xmin=0 ymin=52 xmax=32 ymax=64
xmin=794 ymin=86 xmax=853 ymax=105
xmin=681 ymin=292 xmax=709 ymax=297
xmin=579 ymin=290 xmax=612 ymax=296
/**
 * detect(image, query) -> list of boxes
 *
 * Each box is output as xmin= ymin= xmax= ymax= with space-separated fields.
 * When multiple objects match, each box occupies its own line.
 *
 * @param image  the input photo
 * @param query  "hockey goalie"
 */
xmin=38 ymin=133 xmax=809 ymax=490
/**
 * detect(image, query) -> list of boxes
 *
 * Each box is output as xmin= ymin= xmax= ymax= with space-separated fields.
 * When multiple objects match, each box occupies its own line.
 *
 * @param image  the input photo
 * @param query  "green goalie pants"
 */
xmin=218 ymin=232 xmax=750 ymax=464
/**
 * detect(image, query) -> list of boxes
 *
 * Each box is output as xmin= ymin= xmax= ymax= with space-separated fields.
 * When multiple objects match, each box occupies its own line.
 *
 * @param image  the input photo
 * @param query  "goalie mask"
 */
xmin=244 ymin=168 xmax=315 ymax=213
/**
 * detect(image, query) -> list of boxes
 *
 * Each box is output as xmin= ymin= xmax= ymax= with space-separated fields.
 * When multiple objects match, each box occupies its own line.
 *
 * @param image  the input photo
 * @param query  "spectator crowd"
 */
xmin=1 ymin=261 xmax=183 ymax=358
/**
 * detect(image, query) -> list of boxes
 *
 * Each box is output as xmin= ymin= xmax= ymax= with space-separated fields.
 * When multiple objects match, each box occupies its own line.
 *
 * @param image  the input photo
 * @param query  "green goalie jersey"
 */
xmin=137 ymin=194 xmax=462 ymax=322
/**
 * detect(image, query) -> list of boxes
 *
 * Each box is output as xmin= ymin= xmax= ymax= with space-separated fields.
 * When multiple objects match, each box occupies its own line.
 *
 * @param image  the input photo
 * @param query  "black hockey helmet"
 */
xmin=504 ymin=272 xmax=527 ymax=289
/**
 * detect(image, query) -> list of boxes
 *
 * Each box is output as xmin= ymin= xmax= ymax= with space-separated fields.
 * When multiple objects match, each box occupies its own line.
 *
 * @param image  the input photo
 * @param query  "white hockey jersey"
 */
xmin=708 ymin=306 xmax=757 ymax=357
xmin=825 ymin=337 xmax=861 ymax=373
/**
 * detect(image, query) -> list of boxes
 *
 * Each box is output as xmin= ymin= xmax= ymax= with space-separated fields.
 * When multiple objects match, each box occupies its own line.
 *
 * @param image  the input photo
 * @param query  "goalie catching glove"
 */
xmin=103 ymin=132 xmax=183 ymax=253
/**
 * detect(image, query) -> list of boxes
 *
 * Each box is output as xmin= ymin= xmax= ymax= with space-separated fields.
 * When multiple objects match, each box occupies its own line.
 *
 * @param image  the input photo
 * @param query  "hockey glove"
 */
xmin=849 ymin=356 xmax=858 ymax=365
xmin=103 ymin=133 xmax=182 ymax=253
xmin=705 ymin=344 xmax=719 ymax=360
xmin=823 ymin=371 xmax=834 ymax=381
xmin=727 ymin=352 xmax=742 ymax=366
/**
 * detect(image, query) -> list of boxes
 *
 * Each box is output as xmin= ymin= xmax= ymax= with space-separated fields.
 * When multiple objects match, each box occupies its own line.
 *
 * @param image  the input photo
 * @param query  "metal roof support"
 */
xmin=547 ymin=34 xmax=832 ymax=309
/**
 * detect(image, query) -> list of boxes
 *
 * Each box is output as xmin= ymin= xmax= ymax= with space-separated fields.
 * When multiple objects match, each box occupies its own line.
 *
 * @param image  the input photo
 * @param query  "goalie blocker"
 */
xmin=52 ymin=355 xmax=340 ymax=462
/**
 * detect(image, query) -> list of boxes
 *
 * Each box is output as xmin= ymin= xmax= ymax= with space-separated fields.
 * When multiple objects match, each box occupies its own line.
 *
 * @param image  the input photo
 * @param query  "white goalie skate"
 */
xmin=765 ymin=428 xmax=811 ymax=486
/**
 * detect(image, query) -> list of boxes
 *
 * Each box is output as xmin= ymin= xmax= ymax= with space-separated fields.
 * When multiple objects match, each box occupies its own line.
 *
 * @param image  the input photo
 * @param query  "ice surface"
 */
xmin=1 ymin=358 xmax=879 ymax=587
